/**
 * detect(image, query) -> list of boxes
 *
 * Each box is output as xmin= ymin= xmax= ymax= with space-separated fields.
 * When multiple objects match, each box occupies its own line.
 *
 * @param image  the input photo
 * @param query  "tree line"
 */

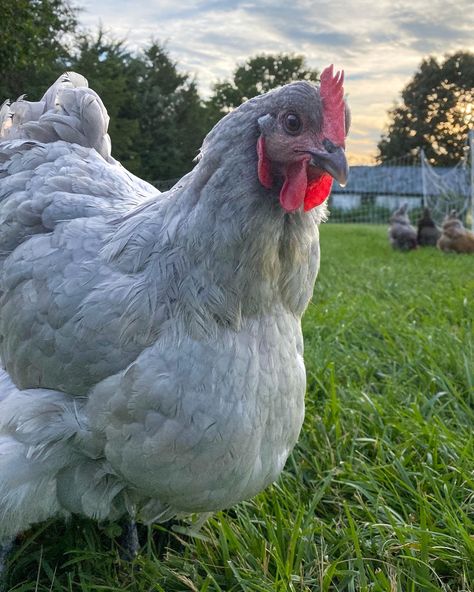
xmin=1 ymin=0 xmax=472 ymax=178
xmin=378 ymin=52 xmax=474 ymax=166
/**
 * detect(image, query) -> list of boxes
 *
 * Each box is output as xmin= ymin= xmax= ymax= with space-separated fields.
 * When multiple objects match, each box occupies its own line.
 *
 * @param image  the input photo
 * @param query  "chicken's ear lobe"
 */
xmin=257 ymin=135 xmax=273 ymax=189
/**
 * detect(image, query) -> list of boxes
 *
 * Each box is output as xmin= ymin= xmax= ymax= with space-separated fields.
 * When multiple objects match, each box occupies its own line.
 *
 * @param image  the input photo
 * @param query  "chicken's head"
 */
xmin=256 ymin=65 xmax=350 ymax=212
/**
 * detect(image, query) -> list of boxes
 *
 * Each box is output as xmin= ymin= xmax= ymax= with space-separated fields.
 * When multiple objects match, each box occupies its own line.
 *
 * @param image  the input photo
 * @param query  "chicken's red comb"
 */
xmin=320 ymin=64 xmax=345 ymax=147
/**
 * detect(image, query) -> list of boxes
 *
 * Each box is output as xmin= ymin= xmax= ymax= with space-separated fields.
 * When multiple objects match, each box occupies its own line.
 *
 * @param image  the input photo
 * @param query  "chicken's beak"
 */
xmin=307 ymin=145 xmax=349 ymax=187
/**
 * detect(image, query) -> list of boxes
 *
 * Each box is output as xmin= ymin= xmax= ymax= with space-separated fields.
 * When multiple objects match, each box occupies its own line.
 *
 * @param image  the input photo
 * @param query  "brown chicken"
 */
xmin=437 ymin=210 xmax=474 ymax=253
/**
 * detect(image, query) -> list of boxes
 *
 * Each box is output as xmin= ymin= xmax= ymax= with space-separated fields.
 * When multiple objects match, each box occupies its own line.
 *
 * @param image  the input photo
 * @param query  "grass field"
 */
xmin=4 ymin=224 xmax=474 ymax=592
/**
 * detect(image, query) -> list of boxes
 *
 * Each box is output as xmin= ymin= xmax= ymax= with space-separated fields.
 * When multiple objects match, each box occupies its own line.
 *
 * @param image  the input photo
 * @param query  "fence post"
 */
xmin=470 ymin=130 xmax=474 ymax=231
xmin=420 ymin=149 xmax=427 ymax=209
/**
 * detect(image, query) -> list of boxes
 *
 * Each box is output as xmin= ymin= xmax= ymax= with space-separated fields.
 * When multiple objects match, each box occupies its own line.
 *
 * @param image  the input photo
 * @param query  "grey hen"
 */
xmin=0 ymin=68 xmax=349 ymax=546
xmin=388 ymin=202 xmax=417 ymax=250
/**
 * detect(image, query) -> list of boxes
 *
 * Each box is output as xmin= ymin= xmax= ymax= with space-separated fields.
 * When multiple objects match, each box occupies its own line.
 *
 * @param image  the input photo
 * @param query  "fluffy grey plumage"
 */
xmin=437 ymin=210 xmax=474 ymax=253
xmin=0 ymin=71 xmax=349 ymax=540
xmin=417 ymin=207 xmax=441 ymax=247
xmin=388 ymin=203 xmax=417 ymax=251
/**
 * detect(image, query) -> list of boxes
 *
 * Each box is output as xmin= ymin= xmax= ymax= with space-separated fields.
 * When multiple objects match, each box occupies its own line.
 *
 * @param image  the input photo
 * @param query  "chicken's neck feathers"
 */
xmin=104 ymin=109 xmax=323 ymax=328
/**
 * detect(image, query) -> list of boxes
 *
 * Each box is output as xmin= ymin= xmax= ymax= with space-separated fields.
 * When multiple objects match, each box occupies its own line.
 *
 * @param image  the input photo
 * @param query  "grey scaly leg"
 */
xmin=118 ymin=519 xmax=139 ymax=561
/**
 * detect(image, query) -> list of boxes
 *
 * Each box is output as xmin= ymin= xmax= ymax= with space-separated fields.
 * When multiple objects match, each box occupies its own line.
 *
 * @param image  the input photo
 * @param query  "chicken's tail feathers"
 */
xmin=0 ymin=435 xmax=67 ymax=539
xmin=389 ymin=201 xmax=413 ymax=226
xmin=0 ymin=372 xmax=73 ymax=537
xmin=0 ymin=100 xmax=11 ymax=139
xmin=40 ymin=71 xmax=89 ymax=111
xmin=0 ymin=371 xmax=126 ymax=538
xmin=395 ymin=201 xmax=409 ymax=215
xmin=0 ymin=72 xmax=113 ymax=162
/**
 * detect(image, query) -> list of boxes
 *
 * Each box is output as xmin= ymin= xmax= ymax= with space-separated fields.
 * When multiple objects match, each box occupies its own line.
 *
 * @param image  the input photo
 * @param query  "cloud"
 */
xmin=77 ymin=0 xmax=474 ymax=162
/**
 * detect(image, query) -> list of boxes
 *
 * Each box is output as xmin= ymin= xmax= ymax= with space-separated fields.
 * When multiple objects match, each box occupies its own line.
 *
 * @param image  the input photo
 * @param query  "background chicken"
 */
xmin=437 ymin=210 xmax=474 ymax=253
xmin=388 ymin=203 xmax=417 ymax=250
xmin=0 ymin=68 xmax=349 ymax=558
xmin=417 ymin=207 xmax=441 ymax=247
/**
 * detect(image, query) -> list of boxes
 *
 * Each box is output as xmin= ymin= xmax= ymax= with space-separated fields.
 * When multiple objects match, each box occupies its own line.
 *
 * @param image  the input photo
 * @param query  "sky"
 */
xmin=77 ymin=0 xmax=474 ymax=164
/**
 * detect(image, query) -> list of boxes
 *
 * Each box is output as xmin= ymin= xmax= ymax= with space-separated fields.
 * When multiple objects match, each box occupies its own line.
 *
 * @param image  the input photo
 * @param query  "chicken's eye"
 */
xmin=283 ymin=113 xmax=302 ymax=134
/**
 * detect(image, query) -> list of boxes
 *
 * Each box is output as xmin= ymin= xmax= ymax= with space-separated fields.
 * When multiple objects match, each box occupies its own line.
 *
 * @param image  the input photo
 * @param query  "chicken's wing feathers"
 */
xmin=0 ymin=141 xmax=159 ymax=266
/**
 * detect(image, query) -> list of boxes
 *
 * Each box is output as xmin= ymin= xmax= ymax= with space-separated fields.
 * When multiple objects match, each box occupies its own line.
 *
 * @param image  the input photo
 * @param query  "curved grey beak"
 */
xmin=308 ymin=145 xmax=349 ymax=187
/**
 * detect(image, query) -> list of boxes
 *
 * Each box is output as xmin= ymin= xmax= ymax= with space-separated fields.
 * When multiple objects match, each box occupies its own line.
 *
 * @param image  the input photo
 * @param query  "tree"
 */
xmin=207 ymin=54 xmax=320 ymax=123
xmin=134 ymin=43 xmax=208 ymax=181
xmin=378 ymin=52 xmax=474 ymax=166
xmin=68 ymin=31 xmax=144 ymax=175
xmin=0 ymin=0 xmax=78 ymax=101
xmin=33 ymin=31 xmax=207 ymax=181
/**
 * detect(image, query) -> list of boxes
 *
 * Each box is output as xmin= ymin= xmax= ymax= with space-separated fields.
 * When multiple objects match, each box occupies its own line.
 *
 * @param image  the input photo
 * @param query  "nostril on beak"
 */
xmin=323 ymin=138 xmax=338 ymax=153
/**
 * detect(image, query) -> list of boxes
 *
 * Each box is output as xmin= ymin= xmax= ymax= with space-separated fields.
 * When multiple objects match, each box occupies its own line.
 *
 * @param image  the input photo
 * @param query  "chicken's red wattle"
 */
xmin=304 ymin=174 xmax=333 ymax=211
xmin=281 ymin=160 xmax=333 ymax=212
xmin=258 ymin=137 xmax=332 ymax=212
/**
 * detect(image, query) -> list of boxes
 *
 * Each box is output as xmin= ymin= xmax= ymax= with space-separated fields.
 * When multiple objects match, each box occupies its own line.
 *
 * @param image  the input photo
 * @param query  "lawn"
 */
xmin=5 ymin=224 xmax=474 ymax=591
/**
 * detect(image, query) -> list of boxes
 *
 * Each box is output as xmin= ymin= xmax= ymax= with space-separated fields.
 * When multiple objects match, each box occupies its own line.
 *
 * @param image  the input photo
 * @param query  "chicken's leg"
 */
xmin=118 ymin=519 xmax=139 ymax=561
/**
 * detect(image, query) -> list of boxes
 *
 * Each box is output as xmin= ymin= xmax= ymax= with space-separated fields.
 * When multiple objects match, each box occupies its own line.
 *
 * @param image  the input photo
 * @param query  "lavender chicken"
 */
xmin=0 ymin=67 xmax=349 ymax=549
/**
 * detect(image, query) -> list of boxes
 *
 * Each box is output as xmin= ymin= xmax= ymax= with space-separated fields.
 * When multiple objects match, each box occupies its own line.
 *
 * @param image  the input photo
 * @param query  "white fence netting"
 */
xmin=420 ymin=151 xmax=471 ymax=224
xmin=327 ymin=153 xmax=472 ymax=225
xmin=153 ymin=149 xmax=473 ymax=227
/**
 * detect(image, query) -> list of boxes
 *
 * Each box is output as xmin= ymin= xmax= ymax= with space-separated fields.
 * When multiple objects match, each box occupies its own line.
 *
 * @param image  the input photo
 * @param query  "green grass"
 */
xmin=4 ymin=224 xmax=474 ymax=591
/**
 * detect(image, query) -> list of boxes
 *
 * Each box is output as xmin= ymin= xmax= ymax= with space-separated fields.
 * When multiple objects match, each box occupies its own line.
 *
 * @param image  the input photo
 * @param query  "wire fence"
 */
xmin=153 ymin=150 xmax=473 ymax=228
xmin=328 ymin=152 xmax=472 ymax=226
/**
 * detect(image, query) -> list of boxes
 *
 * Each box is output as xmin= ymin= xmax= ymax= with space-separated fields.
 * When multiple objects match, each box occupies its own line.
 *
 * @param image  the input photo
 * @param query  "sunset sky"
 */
xmin=77 ymin=0 xmax=474 ymax=164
